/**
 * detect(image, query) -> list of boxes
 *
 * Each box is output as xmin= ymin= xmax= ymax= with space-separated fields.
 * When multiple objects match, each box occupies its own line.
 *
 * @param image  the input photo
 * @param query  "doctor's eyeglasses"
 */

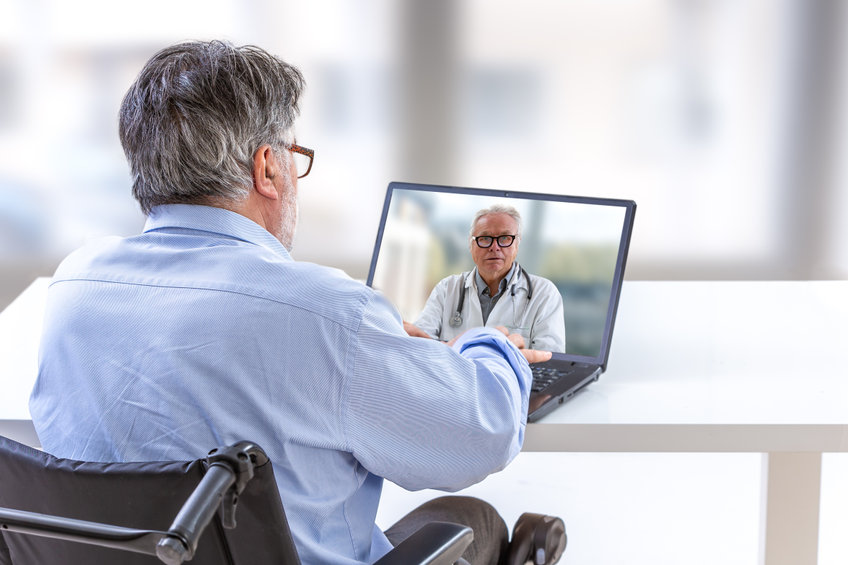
xmin=472 ymin=235 xmax=518 ymax=248
xmin=285 ymin=143 xmax=314 ymax=178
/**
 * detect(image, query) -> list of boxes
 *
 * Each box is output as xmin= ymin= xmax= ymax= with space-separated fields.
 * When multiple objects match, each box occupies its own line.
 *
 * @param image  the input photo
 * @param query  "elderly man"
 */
xmin=406 ymin=205 xmax=565 ymax=352
xmin=29 ymin=41 xmax=565 ymax=565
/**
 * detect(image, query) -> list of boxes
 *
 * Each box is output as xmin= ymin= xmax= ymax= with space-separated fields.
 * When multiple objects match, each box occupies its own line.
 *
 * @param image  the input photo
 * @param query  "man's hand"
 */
xmin=403 ymin=321 xmax=433 ymax=339
xmin=495 ymin=326 xmax=552 ymax=364
xmin=519 ymin=348 xmax=552 ymax=364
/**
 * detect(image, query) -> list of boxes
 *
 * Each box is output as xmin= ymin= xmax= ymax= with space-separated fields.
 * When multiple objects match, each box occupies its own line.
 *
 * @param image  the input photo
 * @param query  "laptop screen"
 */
xmin=367 ymin=182 xmax=636 ymax=366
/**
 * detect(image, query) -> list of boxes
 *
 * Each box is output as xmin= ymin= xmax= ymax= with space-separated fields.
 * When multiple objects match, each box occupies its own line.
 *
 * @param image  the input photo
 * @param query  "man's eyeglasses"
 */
xmin=285 ymin=143 xmax=314 ymax=179
xmin=472 ymin=235 xmax=518 ymax=248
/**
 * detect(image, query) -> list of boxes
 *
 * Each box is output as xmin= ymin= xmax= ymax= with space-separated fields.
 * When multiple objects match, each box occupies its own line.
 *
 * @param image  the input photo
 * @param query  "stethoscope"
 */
xmin=449 ymin=265 xmax=534 ymax=327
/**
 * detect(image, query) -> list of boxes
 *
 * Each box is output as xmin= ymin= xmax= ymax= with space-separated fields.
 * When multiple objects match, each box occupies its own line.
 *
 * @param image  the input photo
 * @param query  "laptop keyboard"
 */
xmin=530 ymin=364 xmax=576 ymax=393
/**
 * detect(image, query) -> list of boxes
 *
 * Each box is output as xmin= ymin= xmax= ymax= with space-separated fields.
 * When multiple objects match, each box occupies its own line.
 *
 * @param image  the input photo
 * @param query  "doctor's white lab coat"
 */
xmin=414 ymin=266 xmax=566 ymax=352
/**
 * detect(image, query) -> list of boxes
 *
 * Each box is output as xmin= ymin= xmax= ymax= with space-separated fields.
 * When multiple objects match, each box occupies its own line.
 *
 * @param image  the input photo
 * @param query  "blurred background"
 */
xmin=1 ymin=0 xmax=847 ymax=311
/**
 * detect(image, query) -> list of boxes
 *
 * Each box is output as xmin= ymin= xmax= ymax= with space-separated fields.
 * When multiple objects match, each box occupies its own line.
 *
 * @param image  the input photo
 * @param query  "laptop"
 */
xmin=366 ymin=181 xmax=636 ymax=422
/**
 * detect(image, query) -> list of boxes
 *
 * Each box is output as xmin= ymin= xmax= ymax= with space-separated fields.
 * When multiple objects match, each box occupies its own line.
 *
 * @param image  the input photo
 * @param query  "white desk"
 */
xmin=529 ymin=280 xmax=848 ymax=565
xmin=2 ymin=279 xmax=847 ymax=565
xmin=0 ymin=277 xmax=48 ymax=447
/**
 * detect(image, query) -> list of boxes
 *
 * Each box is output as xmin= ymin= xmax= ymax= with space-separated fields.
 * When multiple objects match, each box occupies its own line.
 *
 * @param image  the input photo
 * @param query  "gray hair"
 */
xmin=119 ymin=40 xmax=305 ymax=215
xmin=470 ymin=204 xmax=523 ymax=237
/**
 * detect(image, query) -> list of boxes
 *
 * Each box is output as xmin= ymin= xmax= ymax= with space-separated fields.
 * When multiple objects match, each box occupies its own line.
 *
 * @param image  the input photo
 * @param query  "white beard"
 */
xmin=279 ymin=189 xmax=298 ymax=251
xmin=273 ymin=174 xmax=299 ymax=251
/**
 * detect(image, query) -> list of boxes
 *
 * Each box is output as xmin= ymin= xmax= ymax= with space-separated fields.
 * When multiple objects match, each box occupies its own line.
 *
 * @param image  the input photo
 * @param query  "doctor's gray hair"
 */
xmin=470 ymin=204 xmax=523 ymax=237
xmin=119 ymin=40 xmax=305 ymax=215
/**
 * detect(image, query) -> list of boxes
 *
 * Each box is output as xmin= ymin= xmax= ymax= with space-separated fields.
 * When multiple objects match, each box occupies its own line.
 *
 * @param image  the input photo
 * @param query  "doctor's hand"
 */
xmin=403 ymin=321 xmax=433 ymax=340
xmin=495 ymin=326 xmax=526 ymax=350
xmin=495 ymin=326 xmax=553 ymax=365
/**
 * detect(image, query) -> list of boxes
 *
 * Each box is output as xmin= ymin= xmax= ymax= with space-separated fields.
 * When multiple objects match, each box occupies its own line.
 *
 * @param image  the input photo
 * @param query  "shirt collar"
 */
xmin=144 ymin=204 xmax=291 ymax=259
xmin=474 ymin=262 xmax=517 ymax=297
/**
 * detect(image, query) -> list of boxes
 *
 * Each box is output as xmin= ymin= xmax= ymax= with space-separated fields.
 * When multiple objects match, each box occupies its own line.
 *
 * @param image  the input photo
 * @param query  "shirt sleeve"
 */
xmin=345 ymin=290 xmax=531 ymax=492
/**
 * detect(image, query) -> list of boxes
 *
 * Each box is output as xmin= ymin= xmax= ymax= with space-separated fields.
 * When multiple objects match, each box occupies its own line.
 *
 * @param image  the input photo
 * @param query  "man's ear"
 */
xmin=252 ymin=144 xmax=280 ymax=200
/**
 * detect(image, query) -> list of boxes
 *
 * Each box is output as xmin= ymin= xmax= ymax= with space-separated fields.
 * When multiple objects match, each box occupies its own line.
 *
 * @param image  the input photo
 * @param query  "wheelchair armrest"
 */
xmin=0 ymin=505 xmax=168 ymax=557
xmin=0 ymin=442 xmax=266 ymax=565
xmin=374 ymin=521 xmax=473 ymax=565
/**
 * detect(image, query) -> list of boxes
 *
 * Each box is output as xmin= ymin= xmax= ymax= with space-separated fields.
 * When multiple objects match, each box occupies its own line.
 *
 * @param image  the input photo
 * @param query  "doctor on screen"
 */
xmin=405 ymin=204 xmax=566 ymax=352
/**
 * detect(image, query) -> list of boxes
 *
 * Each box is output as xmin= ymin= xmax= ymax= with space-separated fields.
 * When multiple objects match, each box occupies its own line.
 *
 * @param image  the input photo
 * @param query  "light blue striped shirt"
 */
xmin=30 ymin=204 xmax=532 ymax=565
